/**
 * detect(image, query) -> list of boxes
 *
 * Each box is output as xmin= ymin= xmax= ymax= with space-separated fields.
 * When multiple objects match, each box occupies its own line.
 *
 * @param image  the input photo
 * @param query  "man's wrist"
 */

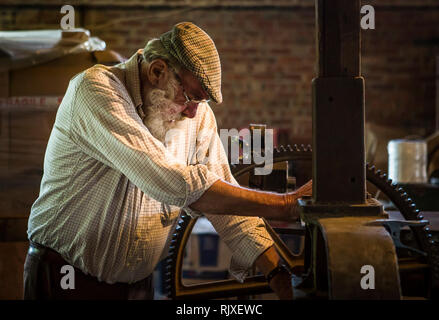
xmin=265 ymin=263 xmax=290 ymax=283
xmin=284 ymin=193 xmax=299 ymax=221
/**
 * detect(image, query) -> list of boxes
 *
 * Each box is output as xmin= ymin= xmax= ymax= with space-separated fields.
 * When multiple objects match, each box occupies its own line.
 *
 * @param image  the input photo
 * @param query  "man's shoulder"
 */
xmin=68 ymin=63 xmax=125 ymax=93
xmin=68 ymin=63 xmax=131 ymax=110
xmin=80 ymin=63 xmax=125 ymax=85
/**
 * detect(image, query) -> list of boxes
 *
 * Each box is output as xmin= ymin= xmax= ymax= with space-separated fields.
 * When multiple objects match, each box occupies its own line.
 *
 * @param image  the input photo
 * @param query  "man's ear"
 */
xmin=147 ymin=59 xmax=169 ymax=88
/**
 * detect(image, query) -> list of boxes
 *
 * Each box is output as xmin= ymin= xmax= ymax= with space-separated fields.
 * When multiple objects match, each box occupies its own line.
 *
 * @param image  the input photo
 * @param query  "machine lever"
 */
xmin=365 ymin=219 xmax=429 ymax=256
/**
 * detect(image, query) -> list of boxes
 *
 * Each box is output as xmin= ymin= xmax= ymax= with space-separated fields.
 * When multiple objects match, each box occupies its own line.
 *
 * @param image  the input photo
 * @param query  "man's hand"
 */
xmin=296 ymin=179 xmax=313 ymax=197
xmin=268 ymin=267 xmax=293 ymax=300
xmin=255 ymin=246 xmax=293 ymax=300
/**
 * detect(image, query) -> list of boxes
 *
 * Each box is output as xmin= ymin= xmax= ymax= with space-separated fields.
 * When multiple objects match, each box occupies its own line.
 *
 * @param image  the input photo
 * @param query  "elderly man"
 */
xmin=25 ymin=22 xmax=312 ymax=300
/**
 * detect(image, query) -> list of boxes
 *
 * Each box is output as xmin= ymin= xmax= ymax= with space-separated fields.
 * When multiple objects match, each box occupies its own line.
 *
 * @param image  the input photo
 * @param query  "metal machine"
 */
xmin=164 ymin=0 xmax=439 ymax=300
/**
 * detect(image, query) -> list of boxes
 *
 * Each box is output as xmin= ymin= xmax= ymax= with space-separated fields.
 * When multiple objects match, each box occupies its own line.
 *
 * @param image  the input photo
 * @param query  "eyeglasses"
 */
xmin=174 ymin=72 xmax=210 ymax=105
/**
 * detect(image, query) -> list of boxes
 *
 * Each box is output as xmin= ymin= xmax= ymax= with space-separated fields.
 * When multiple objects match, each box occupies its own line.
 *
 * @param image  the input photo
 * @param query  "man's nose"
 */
xmin=182 ymin=103 xmax=199 ymax=118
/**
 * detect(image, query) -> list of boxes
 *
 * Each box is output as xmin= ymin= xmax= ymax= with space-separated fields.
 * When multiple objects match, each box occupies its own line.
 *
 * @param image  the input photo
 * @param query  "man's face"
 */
xmin=141 ymin=61 xmax=209 ymax=142
xmin=172 ymin=68 xmax=210 ymax=119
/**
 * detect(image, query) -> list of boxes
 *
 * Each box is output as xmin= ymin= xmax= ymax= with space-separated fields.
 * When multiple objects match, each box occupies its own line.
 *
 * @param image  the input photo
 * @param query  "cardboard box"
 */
xmin=0 ymin=50 xmax=124 ymax=219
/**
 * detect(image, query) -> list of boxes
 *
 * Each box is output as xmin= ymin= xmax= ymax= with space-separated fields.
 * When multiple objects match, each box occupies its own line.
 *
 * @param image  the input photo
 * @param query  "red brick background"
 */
xmin=1 ymin=1 xmax=438 ymax=146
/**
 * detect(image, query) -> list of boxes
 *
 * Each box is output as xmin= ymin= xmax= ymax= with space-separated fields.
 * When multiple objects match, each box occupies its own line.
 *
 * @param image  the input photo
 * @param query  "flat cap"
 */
xmin=160 ymin=22 xmax=222 ymax=104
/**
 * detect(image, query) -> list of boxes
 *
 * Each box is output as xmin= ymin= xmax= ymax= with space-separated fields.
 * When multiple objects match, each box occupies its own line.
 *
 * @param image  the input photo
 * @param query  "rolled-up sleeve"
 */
xmin=70 ymin=68 xmax=220 ymax=209
xmin=195 ymin=104 xmax=274 ymax=282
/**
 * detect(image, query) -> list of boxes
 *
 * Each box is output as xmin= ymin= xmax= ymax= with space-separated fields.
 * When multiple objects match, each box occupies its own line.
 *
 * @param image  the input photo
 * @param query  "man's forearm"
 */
xmin=189 ymin=179 xmax=290 ymax=220
xmin=255 ymin=245 xmax=280 ymax=276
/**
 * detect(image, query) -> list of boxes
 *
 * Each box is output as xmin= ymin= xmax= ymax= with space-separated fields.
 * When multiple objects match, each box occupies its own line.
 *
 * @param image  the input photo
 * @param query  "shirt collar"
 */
xmin=123 ymin=49 xmax=145 ymax=118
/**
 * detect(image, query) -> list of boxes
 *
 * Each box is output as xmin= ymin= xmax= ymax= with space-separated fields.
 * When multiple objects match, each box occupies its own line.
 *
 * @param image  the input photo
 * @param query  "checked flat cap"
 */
xmin=160 ymin=22 xmax=222 ymax=104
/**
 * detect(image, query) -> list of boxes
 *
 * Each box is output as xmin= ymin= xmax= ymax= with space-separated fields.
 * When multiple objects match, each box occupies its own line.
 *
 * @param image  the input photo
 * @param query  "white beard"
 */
xmin=143 ymin=76 xmax=185 ymax=143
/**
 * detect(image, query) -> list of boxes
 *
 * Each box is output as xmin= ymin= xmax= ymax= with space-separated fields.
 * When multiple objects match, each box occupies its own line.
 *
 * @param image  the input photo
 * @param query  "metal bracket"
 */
xmin=365 ymin=219 xmax=430 ymax=256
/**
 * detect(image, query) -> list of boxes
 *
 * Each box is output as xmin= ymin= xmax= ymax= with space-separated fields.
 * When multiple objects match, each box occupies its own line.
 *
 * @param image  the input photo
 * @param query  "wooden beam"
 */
xmin=313 ymin=0 xmax=365 ymax=204
xmin=316 ymin=0 xmax=361 ymax=77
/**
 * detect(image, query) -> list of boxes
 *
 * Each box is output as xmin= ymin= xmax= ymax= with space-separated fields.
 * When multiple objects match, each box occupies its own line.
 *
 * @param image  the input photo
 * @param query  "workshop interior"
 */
xmin=1 ymin=0 xmax=439 ymax=301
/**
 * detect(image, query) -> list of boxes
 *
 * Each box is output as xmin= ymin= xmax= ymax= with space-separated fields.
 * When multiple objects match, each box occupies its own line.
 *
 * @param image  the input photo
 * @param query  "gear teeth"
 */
xmin=164 ymin=212 xmax=194 ymax=299
xmin=365 ymin=164 xmax=435 ymax=270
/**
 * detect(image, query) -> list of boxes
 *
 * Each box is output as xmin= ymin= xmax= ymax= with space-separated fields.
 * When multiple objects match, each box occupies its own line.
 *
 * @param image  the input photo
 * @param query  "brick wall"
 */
xmin=1 ymin=1 xmax=438 ymax=146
